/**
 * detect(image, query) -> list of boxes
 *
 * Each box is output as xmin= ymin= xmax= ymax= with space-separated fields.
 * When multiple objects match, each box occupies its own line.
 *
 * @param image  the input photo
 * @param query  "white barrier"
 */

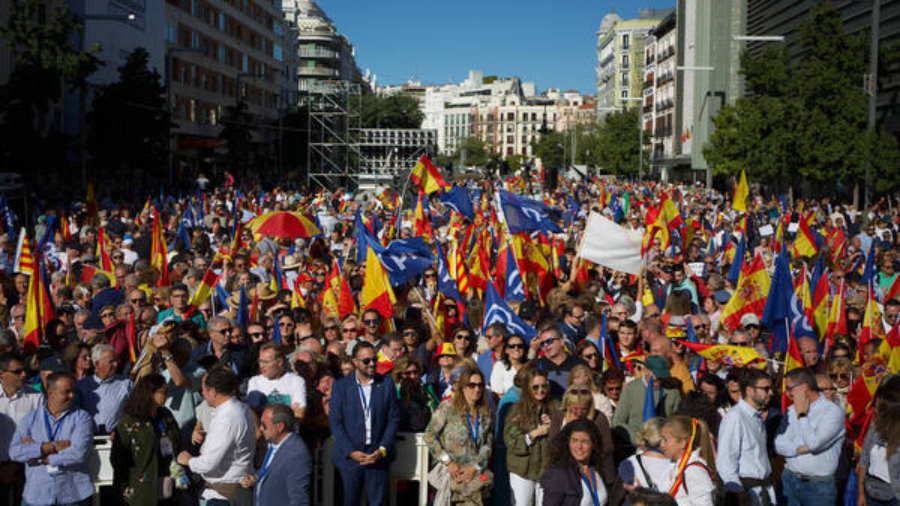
xmin=321 ymin=432 xmax=431 ymax=506
xmin=87 ymin=436 xmax=114 ymax=491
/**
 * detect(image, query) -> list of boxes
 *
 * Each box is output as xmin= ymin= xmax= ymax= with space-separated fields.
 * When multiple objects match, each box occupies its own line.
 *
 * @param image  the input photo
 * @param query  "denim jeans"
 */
xmin=782 ymin=469 xmax=836 ymax=506
xmin=866 ymin=492 xmax=900 ymax=506
xmin=22 ymin=498 xmax=92 ymax=506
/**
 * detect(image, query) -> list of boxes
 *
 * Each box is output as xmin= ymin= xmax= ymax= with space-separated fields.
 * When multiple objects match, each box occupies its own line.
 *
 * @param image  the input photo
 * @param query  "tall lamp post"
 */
xmin=165 ymin=47 xmax=204 ymax=186
xmin=77 ymin=12 xmax=137 ymax=187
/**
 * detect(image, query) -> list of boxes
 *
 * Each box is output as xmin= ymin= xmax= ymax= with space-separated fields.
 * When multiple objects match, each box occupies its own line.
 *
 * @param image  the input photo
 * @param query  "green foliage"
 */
xmin=505 ymin=154 xmax=525 ymax=172
xmin=531 ymin=131 xmax=565 ymax=168
xmin=0 ymin=0 xmax=103 ymax=174
xmin=592 ymin=109 xmax=647 ymax=175
xmin=87 ymin=48 xmax=168 ymax=177
xmin=703 ymin=2 xmax=900 ymax=197
xmin=281 ymin=106 xmax=310 ymax=172
xmin=353 ymin=94 xmax=423 ymax=129
xmin=445 ymin=137 xmax=489 ymax=167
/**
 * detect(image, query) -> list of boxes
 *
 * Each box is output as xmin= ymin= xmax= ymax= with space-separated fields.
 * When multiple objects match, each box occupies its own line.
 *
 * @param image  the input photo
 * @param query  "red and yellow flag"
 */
xmin=361 ymin=245 xmax=395 ymax=322
xmin=22 ymin=258 xmax=54 ymax=354
xmin=825 ymin=279 xmax=847 ymax=343
xmin=811 ymin=269 xmax=831 ymax=338
xmin=150 ymin=208 xmax=169 ymax=286
xmin=189 ymin=268 xmax=221 ymax=307
xmin=320 ymin=260 xmax=356 ymax=320
xmin=677 ymin=340 xmax=766 ymax=369
xmin=13 ymin=230 xmax=34 ymax=275
xmin=410 ymin=155 xmax=449 ymax=194
xmin=721 ymin=253 xmax=771 ymax=331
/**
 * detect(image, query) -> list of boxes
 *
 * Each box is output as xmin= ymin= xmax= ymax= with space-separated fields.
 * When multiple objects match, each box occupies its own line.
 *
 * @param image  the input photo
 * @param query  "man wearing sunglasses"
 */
xmin=329 ymin=342 xmax=400 ymax=506
xmin=534 ymin=324 xmax=584 ymax=399
xmin=717 ymin=368 xmax=777 ymax=506
xmin=0 ymin=353 xmax=42 ymax=504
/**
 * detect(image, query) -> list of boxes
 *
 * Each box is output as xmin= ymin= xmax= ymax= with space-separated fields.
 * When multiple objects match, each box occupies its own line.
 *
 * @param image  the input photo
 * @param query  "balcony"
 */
xmin=654 ymin=98 xmax=674 ymax=112
xmin=653 ymin=127 xmax=673 ymax=138
xmin=298 ymin=66 xmax=339 ymax=77
xmin=656 ymin=73 xmax=674 ymax=85
xmin=297 ymin=48 xmax=338 ymax=59
xmin=646 ymin=55 xmax=656 ymax=65
xmin=643 ymin=103 xmax=654 ymax=113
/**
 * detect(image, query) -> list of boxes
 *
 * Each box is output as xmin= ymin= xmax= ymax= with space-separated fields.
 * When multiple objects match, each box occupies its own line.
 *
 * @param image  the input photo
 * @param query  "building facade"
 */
xmin=596 ymin=10 xmax=672 ymax=118
xmin=643 ymin=12 xmax=680 ymax=179
xmin=164 ymin=0 xmax=290 ymax=169
xmin=282 ymin=0 xmax=362 ymax=95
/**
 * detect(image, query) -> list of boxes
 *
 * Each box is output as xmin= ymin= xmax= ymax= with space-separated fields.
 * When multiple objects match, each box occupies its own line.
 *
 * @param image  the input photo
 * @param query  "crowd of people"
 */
xmin=0 ymin=169 xmax=899 ymax=506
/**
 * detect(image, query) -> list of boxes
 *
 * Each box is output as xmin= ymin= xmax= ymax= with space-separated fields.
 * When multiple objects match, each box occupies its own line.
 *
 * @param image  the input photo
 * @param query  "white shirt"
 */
xmin=189 ymin=397 xmax=255 ymax=501
xmin=579 ymin=468 xmax=608 ymax=506
xmin=357 ymin=375 xmax=373 ymax=445
xmin=247 ymin=372 xmax=308 ymax=410
xmin=489 ymin=362 xmax=517 ymax=396
xmin=0 ymin=385 xmax=43 ymax=461
xmin=618 ymin=451 xmax=674 ymax=491
xmin=774 ymin=396 xmax=845 ymax=477
xmin=716 ymin=399 xmax=774 ymax=506
xmin=665 ymin=451 xmax=716 ymax=506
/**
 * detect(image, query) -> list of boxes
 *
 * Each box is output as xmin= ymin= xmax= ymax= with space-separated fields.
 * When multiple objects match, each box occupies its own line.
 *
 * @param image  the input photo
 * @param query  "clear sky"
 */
xmin=316 ymin=0 xmax=674 ymax=95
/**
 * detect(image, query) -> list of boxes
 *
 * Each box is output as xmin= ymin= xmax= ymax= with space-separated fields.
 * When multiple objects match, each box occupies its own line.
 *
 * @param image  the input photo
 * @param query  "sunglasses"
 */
xmin=645 ymin=312 xmax=661 ymax=318
xmin=454 ymin=334 xmax=472 ymax=341
xmin=465 ymin=382 xmax=484 ymax=390
xmin=753 ymin=385 xmax=773 ymax=393
xmin=731 ymin=341 xmax=749 ymax=347
xmin=130 ymin=298 xmax=144 ymax=304
xmin=100 ymin=312 xmax=115 ymax=319
xmin=507 ymin=343 xmax=526 ymax=350
xmin=531 ymin=383 xmax=550 ymax=391
xmin=248 ymin=332 xmax=265 ymax=339
xmin=830 ymin=373 xmax=850 ymax=381
xmin=569 ymin=388 xmax=591 ymax=396
xmin=342 ymin=327 xmax=356 ymax=333
xmin=356 ymin=357 xmax=376 ymax=365
xmin=402 ymin=330 xmax=418 ymax=337
xmin=363 ymin=319 xmax=380 ymax=325
xmin=424 ymin=273 xmax=437 ymax=279
xmin=540 ymin=337 xmax=560 ymax=348
xmin=582 ymin=353 xmax=599 ymax=360
xmin=3 ymin=368 xmax=25 ymax=375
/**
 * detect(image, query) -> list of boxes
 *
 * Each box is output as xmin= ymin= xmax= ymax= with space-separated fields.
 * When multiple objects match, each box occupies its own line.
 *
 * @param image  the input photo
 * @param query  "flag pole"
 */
xmin=411 ymin=286 xmax=440 ymax=331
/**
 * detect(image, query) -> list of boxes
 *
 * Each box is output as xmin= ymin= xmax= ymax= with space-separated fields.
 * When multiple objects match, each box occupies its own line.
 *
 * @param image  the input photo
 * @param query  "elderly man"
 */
xmin=90 ymin=273 xmax=124 ymax=318
xmin=240 ymin=404 xmax=312 ymax=506
xmin=189 ymin=316 xmax=245 ymax=375
xmin=776 ymin=368 xmax=846 ymax=506
xmin=76 ymin=344 xmax=132 ymax=434
xmin=10 ymin=372 xmax=94 ymax=506
xmin=247 ymin=343 xmax=308 ymax=420
xmin=178 ymin=367 xmax=255 ymax=506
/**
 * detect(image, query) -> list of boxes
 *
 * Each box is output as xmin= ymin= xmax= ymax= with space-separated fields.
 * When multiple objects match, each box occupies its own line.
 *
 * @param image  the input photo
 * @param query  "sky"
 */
xmin=317 ymin=0 xmax=674 ymax=95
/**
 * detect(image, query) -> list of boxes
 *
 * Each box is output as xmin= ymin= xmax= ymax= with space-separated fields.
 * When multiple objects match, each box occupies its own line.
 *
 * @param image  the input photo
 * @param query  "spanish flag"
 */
xmin=721 ymin=252 xmax=770 ymax=331
xmin=97 ymin=225 xmax=114 ymax=272
xmin=791 ymin=218 xmax=818 ymax=258
xmin=85 ymin=180 xmax=99 ymax=223
xmin=320 ymin=260 xmax=356 ymax=320
xmin=189 ymin=268 xmax=220 ymax=307
xmin=811 ymin=269 xmax=831 ymax=338
xmin=150 ymin=209 xmax=169 ymax=286
xmin=825 ymin=279 xmax=847 ymax=343
xmin=410 ymin=155 xmax=449 ymax=195
xmin=676 ymin=340 xmax=766 ymax=369
xmin=22 ymin=257 xmax=54 ymax=353
xmin=13 ymin=229 xmax=33 ymax=275
xmin=361 ymin=245 xmax=395 ymax=322
xmin=732 ymin=170 xmax=749 ymax=212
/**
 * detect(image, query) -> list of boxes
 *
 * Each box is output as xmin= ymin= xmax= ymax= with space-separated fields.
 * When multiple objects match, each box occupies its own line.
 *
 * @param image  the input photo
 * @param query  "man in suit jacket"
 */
xmin=240 ymin=404 xmax=311 ymax=506
xmin=329 ymin=341 xmax=401 ymax=506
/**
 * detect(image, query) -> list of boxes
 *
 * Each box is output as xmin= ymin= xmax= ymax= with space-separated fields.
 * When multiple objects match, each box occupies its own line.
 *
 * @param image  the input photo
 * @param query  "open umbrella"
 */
xmin=249 ymin=211 xmax=321 ymax=239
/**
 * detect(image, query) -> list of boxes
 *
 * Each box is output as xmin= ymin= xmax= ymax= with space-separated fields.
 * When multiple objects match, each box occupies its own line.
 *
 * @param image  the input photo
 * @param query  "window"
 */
xmin=191 ymin=32 xmax=200 ymax=49
xmin=622 ymin=34 xmax=630 ymax=49
xmin=274 ymin=22 xmax=283 ymax=36
xmin=219 ymin=13 xmax=225 ymax=30
xmin=274 ymin=44 xmax=283 ymax=62
xmin=166 ymin=24 xmax=177 ymax=43
xmin=621 ymin=90 xmax=629 ymax=99
xmin=242 ymin=54 xmax=248 ymax=72
xmin=219 ymin=45 xmax=226 ymax=62
xmin=622 ymin=54 xmax=629 ymax=66
xmin=621 ymin=72 xmax=629 ymax=87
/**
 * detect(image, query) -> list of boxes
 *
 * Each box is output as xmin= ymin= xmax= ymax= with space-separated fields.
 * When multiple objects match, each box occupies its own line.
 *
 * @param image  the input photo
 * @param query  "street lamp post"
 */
xmin=165 ymin=47 xmax=205 ymax=186
xmin=76 ymin=12 xmax=137 ymax=188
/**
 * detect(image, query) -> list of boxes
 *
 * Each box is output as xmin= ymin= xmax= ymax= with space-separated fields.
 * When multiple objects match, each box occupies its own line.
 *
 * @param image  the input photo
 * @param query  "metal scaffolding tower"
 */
xmin=306 ymin=81 xmax=365 ymax=190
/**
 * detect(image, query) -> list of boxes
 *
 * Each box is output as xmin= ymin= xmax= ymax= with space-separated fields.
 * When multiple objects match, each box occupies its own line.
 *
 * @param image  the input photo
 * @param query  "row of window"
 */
xmin=172 ymin=58 xmax=278 ymax=110
xmin=167 ymin=0 xmax=282 ymax=62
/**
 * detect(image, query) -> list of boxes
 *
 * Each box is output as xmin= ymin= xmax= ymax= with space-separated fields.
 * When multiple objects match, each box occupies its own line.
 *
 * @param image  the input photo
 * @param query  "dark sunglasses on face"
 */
xmin=249 ymin=332 xmax=265 ymax=339
xmin=582 ymin=353 xmax=599 ymax=360
xmin=356 ymin=357 xmax=376 ymax=365
xmin=531 ymin=383 xmax=549 ymax=391
xmin=363 ymin=319 xmax=379 ymax=325
xmin=465 ymin=382 xmax=484 ymax=389
xmin=830 ymin=373 xmax=850 ymax=380
xmin=4 ymin=368 xmax=26 ymax=375
xmin=540 ymin=337 xmax=559 ymax=348
xmin=507 ymin=343 xmax=526 ymax=350
xmin=342 ymin=327 xmax=355 ymax=333
xmin=454 ymin=334 xmax=471 ymax=341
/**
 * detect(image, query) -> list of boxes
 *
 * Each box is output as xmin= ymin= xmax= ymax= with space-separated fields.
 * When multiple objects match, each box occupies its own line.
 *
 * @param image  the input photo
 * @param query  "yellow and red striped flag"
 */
xmin=410 ymin=155 xmax=449 ymax=194
xmin=22 ymin=257 xmax=53 ymax=353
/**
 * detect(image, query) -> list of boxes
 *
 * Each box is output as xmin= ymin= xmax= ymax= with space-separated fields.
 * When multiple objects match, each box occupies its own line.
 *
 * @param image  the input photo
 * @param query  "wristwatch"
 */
xmin=797 ymin=412 xmax=808 ymax=418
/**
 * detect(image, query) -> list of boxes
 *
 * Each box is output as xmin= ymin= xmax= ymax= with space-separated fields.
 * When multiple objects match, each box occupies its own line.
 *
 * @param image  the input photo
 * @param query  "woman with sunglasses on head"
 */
xmin=425 ymin=367 xmax=494 ymax=506
xmin=659 ymin=416 xmax=718 ymax=506
xmin=504 ymin=369 xmax=554 ymax=506
xmin=549 ymin=385 xmax=617 ymax=487
xmin=491 ymin=334 xmax=529 ymax=397
xmin=569 ymin=364 xmax=614 ymax=423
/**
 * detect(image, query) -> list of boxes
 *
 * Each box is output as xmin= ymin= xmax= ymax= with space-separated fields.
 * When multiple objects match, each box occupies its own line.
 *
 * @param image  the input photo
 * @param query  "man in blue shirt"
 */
xmin=775 ymin=367 xmax=846 ymax=506
xmin=76 ymin=344 xmax=132 ymax=434
xmin=10 ymin=372 xmax=95 ymax=506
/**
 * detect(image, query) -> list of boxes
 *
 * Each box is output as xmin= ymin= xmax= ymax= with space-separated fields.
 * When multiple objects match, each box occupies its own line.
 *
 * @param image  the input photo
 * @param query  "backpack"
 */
xmin=681 ymin=461 xmax=726 ymax=506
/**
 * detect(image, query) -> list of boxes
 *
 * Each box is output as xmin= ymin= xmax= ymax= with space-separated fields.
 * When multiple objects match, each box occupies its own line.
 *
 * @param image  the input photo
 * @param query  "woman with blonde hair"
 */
xmin=660 ymin=415 xmax=718 ymax=506
xmin=618 ymin=418 xmax=673 ymax=493
xmin=568 ymin=364 xmax=614 ymax=422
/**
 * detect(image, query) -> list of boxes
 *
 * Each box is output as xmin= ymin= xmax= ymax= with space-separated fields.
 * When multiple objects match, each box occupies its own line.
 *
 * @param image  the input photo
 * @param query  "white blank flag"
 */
xmin=578 ymin=212 xmax=643 ymax=275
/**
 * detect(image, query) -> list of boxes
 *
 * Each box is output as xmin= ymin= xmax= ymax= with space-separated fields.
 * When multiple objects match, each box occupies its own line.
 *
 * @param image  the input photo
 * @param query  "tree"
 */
xmin=703 ymin=2 xmax=900 ymax=197
xmin=353 ymin=94 xmax=423 ymax=129
xmin=219 ymin=100 xmax=254 ymax=175
xmin=531 ymin=131 xmax=565 ymax=168
xmin=87 ymin=48 xmax=168 ymax=179
xmin=0 ymin=0 xmax=102 ymax=175
xmin=505 ymin=154 xmax=525 ymax=172
xmin=593 ymin=109 xmax=646 ymax=176
xmin=444 ymin=137 xmax=489 ymax=167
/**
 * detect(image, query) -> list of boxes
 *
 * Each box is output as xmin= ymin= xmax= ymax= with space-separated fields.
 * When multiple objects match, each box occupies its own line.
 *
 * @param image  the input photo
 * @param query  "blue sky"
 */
xmin=317 ymin=0 xmax=672 ymax=94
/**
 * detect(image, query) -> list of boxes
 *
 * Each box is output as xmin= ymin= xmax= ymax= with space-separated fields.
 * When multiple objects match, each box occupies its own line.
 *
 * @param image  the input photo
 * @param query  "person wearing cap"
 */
xmin=611 ymin=355 xmax=683 ymax=441
xmin=31 ymin=355 xmax=69 ymax=393
xmin=157 ymin=283 xmax=206 ymax=330
xmin=709 ymin=290 xmax=731 ymax=336
xmin=739 ymin=314 xmax=770 ymax=361
xmin=119 ymin=236 xmax=138 ymax=265
xmin=427 ymin=343 xmax=459 ymax=401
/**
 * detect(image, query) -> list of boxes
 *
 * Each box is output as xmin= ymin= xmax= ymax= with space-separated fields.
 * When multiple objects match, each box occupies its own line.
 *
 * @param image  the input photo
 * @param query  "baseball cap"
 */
xmin=741 ymin=313 xmax=760 ymax=328
xmin=645 ymin=355 xmax=671 ymax=379
xmin=40 ymin=356 xmax=68 ymax=373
